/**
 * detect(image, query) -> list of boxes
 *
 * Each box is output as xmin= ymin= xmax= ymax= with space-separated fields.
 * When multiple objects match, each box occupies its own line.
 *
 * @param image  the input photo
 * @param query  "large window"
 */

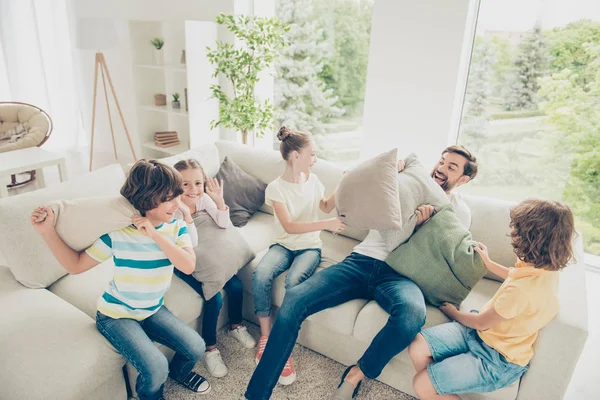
xmin=458 ymin=0 xmax=600 ymax=259
xmin=274 ymin=0 xmax=374 ymax=167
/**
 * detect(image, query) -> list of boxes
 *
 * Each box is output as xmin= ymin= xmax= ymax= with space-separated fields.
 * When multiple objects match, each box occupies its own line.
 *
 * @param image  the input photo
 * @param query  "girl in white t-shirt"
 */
xmin=253 ymin=126 xmax=346 ymax=385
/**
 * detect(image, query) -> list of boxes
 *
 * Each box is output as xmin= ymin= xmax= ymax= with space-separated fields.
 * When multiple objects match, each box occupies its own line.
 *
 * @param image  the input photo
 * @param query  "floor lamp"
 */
xmin=76 ymin=18 xmax=137 ymax=171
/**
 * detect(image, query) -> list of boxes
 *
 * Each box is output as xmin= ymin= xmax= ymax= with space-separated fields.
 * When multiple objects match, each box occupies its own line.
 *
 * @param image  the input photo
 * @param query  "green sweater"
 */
xmin=385 ymin=204 xmax=486 ymax=307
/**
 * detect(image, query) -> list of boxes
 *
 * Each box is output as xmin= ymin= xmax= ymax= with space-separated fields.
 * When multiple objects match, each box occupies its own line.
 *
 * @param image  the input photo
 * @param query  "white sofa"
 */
xmin=0 ymin=140 xmax=588 ymax=400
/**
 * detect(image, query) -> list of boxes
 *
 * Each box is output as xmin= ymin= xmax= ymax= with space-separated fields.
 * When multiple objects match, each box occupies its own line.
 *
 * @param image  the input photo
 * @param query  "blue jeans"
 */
xmin=253 ymin=243 xmax=321 ymax=317
xmin=95 ymin=306 xmax=206 ymax=400
xmin=175 ymin=269 xmax=244 ymax=346
xmin=245 ymin=252 xmax=426 ymax=400
xmin=421 ymin=322 xmax=528 ymax=394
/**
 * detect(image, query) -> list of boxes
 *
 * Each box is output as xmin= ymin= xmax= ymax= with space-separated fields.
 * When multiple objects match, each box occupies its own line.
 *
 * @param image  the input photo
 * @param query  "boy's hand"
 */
xmin=397 ymin=159 xmax=405 ymax=173
xmin=133 ymin=216 xmax=157 ymax=238
xmin=176 ymin=196 xmax=193 ymax=223
xmin=474 ymin=242 xmax=491 ymax=264
xmin=206 ymin=177 xmax=226 ymax=209
xmin=415 ymin=204 xmax=434 ymax=226
xmin=30 ymin=206 xmax=55 ymax=234
xmin=440 ymin=302 xmax=458 ymax=318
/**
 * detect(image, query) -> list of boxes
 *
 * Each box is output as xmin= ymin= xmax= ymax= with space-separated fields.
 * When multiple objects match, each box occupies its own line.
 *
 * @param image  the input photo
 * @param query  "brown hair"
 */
xmin=173 ymin=159 xmax=208 ymax=182
xmin=442 ymin=145 xmax=478 ymax=180
xmin=120 ymin=159 xmax=183 ymax=215
xmin=277 ymin=126 xmax=312 ymax=161
xmin=509 ymin=199 xmax=576 ymax=271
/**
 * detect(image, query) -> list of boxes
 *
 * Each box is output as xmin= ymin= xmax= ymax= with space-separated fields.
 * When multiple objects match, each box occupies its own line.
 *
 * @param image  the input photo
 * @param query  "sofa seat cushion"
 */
xmin=0 ymin=267 xmax=125 ymax=400
xmin=236 ymin=211 xmax=277 ymax=255
xmin=49 ymin=259 xmax=205 ymax=325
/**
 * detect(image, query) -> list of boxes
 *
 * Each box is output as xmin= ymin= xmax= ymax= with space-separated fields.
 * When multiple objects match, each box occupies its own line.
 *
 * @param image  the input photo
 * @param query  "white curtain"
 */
xmin=0 ymin=0 xmax=84 ymax=150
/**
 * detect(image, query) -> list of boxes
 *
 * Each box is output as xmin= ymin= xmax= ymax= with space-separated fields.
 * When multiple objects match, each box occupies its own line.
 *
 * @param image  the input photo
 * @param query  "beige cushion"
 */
xmin=0 ymin=267 xmax=126 ymax=400
xmin=236 ymin=211 xmax=277 ymax=255
xmin=335 ymin=149 xmax=402 ymax=230
xmin=0 ymin=164 xmax=126 ymax=288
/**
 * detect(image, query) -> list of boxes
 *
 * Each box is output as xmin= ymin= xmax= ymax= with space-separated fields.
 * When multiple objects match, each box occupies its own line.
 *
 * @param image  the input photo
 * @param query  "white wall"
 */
xmin=361 ymin=0 xmax=477 ymax=169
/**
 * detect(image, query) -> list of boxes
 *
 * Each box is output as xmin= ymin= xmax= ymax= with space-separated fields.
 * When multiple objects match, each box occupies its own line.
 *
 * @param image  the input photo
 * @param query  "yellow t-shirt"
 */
xmin=477 ymin=261 xmax=559 ymax=366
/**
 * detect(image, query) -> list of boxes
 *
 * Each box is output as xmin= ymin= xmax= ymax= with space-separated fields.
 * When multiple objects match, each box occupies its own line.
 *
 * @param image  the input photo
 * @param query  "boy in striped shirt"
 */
xmin=31 ymin=159 xmax=211 ymax=400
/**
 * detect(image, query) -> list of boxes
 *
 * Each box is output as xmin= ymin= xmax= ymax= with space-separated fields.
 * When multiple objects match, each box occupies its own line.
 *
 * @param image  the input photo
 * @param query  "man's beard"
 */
xmin=431 ymin=170 xmax=456 ymax=192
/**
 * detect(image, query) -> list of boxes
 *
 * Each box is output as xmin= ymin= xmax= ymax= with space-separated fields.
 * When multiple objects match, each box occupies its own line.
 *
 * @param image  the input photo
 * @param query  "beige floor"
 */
xmin=2 ymin=148 xmax=598 ymax=399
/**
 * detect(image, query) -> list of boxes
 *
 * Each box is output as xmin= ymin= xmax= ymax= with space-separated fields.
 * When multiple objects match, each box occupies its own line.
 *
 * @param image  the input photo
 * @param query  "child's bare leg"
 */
xmin=413 ymin=370 xmax=460 ymax=400
xmin=408 ymin=333 xmax=434 ymax=372
xmin=258 ymin=316 xmax=271 ymax=337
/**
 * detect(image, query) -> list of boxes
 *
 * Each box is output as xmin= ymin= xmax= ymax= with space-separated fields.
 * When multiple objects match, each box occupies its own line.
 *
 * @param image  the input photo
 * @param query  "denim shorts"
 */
xmin=420 ymin=322 xmax=528 ymax=395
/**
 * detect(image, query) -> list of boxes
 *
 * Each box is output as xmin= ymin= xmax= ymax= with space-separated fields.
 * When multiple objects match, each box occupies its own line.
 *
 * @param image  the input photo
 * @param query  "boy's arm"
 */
xmin=440 ymin=303 xmax=507 ymax=331
xmin=31 ymin=206 xmax=100 ymax=274
xmin=474 ymin=242 xmax=510 ymax=280
xmin=134 ymin=216 xmax=196 ymax=275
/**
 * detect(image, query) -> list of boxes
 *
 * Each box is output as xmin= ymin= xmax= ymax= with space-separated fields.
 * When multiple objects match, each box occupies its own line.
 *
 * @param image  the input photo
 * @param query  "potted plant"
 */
xmin=172 ymin=93 xmax=181 ymax=109
xmin=150 ymin=37 xmax=164 ymax=64
xmin=207 ymin=13 xmax=288 ymax=144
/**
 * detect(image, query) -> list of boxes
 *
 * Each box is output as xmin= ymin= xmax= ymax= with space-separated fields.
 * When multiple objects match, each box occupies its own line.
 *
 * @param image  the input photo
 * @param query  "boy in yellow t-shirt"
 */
xmin=407 ymin=199 xmax=576 ymax=399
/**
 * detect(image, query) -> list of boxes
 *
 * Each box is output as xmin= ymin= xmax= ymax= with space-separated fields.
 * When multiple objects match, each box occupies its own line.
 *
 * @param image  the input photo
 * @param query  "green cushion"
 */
xmin=385 ymin=204 xmax=486 ymax=307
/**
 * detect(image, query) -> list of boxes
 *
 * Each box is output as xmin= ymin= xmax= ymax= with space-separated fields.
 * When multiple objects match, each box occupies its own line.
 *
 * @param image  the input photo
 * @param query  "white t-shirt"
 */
xmin=265 ymin=173 xmax=325 ymax=251
xmin=354 ymin=191 xmax=472 ymax=261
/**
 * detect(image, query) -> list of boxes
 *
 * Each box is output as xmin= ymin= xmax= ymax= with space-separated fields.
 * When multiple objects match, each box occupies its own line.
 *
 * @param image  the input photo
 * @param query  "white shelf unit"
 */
xmin=129 ymin=20 xmax=218 ymax=158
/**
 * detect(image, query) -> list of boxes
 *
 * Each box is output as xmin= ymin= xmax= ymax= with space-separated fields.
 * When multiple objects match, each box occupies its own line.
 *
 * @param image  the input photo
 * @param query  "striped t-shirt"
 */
xmin=86 ymin=218 xmax=192 ymax=320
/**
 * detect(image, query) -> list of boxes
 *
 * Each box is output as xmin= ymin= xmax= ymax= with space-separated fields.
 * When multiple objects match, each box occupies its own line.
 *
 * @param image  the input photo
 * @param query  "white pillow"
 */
xmin=0 ymin=164 xmax=127 ymax=288
xmin=159 ymin=143 xmax=221 ymax=177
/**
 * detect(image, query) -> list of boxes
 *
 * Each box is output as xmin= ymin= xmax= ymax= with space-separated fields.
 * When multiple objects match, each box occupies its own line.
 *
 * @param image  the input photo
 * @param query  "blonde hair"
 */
xmin=277 ymin=126 xmax=312 ymax=161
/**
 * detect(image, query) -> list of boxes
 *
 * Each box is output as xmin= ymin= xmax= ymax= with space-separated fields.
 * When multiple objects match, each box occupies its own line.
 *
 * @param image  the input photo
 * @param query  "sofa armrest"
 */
xmin=517 ymin=237 xmax=588 ymax=400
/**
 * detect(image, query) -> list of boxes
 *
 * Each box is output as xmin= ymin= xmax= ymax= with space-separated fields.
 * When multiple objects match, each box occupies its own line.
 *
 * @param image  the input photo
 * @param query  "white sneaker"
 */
xmin=229 ymin=325 xmax=257 ymax=349
xmin=202 ymin=349 xmax=228 ymax=378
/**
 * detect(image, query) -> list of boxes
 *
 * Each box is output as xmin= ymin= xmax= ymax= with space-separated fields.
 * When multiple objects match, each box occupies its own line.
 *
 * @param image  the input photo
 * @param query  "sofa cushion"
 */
xmin=0 ymin=164 xmax=126 ymax=288
xmin=191 ymin=211 xmax=255 ymax=300
xmin=0 ymin=267 xmax=125 ymax=400
xmin=335 ymin=148 xmax=402 ymax=230
xmin=236 ymin=211 xmax=277 ymax=255
xmin=216 ymin=157 xmax=268 ymax=227
xmin=385 ymin=204 xmax=487 ymax=307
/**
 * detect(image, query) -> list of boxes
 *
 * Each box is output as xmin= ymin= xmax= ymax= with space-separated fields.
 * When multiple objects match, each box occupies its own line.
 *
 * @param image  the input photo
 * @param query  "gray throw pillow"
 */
xmin=335 ymin=149 xmax=402 ymax=230
xmin=379 ymin=153 xmax=449 ymax=251
xmin=191 ymin=211 xmax=255 ymax=300
xmin=215 ymin=157 xmax=267 ymax=227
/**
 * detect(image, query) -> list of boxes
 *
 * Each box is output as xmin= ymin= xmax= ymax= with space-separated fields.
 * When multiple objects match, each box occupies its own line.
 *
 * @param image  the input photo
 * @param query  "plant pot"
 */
xmin=153 ymin=49 xmax=163 ymax=65
xmin=154 ymin=94 xmax=167 ymax=106
xmin=172 ymin=101 xmax=181 ymax=109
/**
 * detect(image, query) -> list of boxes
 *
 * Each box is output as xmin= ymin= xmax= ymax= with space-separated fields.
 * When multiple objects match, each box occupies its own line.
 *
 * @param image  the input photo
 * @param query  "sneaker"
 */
xmin=202 ymin=349 xmax=228 ymax=378
xmin=173 ymin=371 xmax=211 ymax=394
xmin=278 ymin=356 xmax=297 ymax=386
xmin=255 ymin=335 xmax=268 ymax=365
xmin=229 ymin=325 xmax=257 ymax=348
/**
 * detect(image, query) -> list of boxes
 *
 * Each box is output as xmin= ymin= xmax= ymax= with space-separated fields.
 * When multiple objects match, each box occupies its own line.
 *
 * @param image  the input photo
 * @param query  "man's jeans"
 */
xmin=253 ymin=243 xmax=321 ymax=317
xmin=245 ymin=252 xmax=426 ymax=400
xmin=175 ymin=269 xmax=244 ymax=346
xmin=96 ymin=306 xmax=205 ymax=400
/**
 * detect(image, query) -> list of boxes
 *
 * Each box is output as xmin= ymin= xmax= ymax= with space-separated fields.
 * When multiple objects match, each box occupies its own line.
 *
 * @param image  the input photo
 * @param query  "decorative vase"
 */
xmin=172 ymin=101 xmax=181 ymax=109
xmin=153 ymin=49 xmax=163 ymax=65
xmin=154 ymin=94 xmax=167 ymax=106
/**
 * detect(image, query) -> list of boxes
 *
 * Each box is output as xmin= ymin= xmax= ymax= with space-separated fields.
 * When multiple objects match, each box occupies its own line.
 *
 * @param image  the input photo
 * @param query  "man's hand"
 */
xmin=397 ymin=159 xmax=405 ymax=173
xmin=133 ymin=216 xmax=158 ymax=239
xmin=31 ymin=206 xmax=55 ymax=235
xmin=415 ymin=204 xmax=434 ymax=226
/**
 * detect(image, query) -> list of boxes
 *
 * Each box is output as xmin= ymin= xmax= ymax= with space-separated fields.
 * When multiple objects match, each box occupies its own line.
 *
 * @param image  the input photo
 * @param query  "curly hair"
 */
xmin=121 ymin=159 xmax=183 ymax=215
xmin=509 ymin=199 xmax=575 ymax=271
xmin=277 ymin=126 xmax=312 ymax=161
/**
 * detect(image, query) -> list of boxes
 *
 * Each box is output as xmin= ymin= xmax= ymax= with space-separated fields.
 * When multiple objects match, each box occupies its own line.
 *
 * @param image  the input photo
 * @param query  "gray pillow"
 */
xmin=191 ymin=211 xmax=255 ymax=300
xmin=379 ymin=153 xmax=449 ymax=251
xmin=215 ymin=156 xmax=267 ymax=227
xmin=335 ymin=148 xmax=402 ymax=230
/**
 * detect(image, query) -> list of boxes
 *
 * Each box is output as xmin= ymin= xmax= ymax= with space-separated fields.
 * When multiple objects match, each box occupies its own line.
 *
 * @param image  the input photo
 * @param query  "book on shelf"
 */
xmin=154 ymin=139 xmax=181 ymax=148
xmin=154 ymin=131 xmax=178 ymax=138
